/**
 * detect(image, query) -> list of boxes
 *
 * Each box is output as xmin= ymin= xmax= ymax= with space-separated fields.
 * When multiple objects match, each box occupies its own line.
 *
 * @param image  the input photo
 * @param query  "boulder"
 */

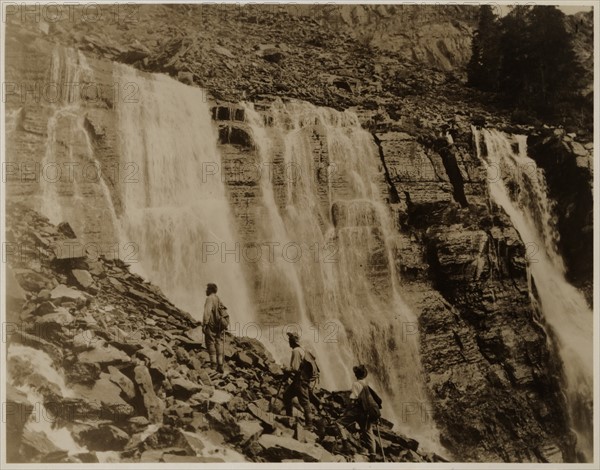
xmin=209 ymin=389 xmax=232 ymax=405
xmin=78 ymin=424 xmax=130 ymax=451
xmin=247 ymin=402 xmax=275 ymax=432
xmin=72 ymin=330 xmax=97 ymax=351
xmin=237 ymin=420 xmax=263 ymax=445
xmin=180 ymin=430 xmax=205 ymax=454
xmin=205 ymin=405 xmax=240 ymax=439
xmin=378 ymin=428 xmax=419 ymax=452
xmin=142 ymin=425 xmax=203 ymax=456
xmin=133 ymin=364 xmax=164 ymax=424
xmin=57 ymin=222 xmax=77 ymax=239
xmin=258 ymin=434 xmax=336 ymax=462
xmin=13 ymin=269 xmax=49 ymax=292
xmin=36 ymin=308 xmax=74 ymax=327
xmin=34 ymin=301 xmax=57 ymax=316
xmin=136 ymin=347 xmax=170 ymax=377
xmin=234 ymin=351 xmax=254 ymax=368
xmin=71 ymin=269 xmax=95 ymax=290
xmin=71 ymin=374 xmax=134 ymax=420
xmin=126 ymin=288 xmax=159 ymax=307
xmin=140 ymin=449 xmax=164 ymax=462
xmin=294 ymin=422 xmax=318 ymax=443
xmin=78 ymin=341 xmax=131 ymax=365
xmin=65 ymin=361 xmax=101 ymax=385
xmin=177 ymin=71 xmax=194 ymax=85
xmin=107 ymin=365 xmax=136 ymax=400
xmin=185 ymin=326 xmax=205 ymax=344
xmin=170 ymin=377 xmax=202 ymax=399
xmin=50 ymin=285 xmax=86 ymax=303
xmin=21 ymin=429 xmax=64 ymax=457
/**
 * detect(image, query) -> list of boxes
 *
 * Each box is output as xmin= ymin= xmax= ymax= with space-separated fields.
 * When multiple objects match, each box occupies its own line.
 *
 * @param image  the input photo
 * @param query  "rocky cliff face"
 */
xmin=295 ymin=4 xmax=478 ymax=71
xmin=3 ymin=5 xmax=594 ymax=464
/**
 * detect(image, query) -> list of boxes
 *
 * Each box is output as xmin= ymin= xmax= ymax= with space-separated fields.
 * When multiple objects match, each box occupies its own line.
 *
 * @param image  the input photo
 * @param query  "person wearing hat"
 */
xmin=202 ymin=282 xmax=225 ymax=373
xmin=282 ymin=331 xmax=313 ymax=429
xmin=337 ymin=364 xmax=377 ymax=461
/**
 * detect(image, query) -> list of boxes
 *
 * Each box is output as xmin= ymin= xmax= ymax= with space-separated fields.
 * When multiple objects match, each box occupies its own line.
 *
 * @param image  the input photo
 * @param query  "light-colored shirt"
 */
xmin=203 ymin=293 xmax=220 ymax=326
xmin=290 ymin=346 xmax=305 ymax=371
xmin=349 ymin=378 xmax=368 ymax=400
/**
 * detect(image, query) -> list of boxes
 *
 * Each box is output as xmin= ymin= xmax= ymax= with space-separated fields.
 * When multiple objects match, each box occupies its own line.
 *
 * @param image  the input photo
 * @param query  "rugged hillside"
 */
xmin=3 ymin=4 xmax=594 ymax=464
xmin=565 ymin=10 xmax=594 ymax=100
xmin=6 ymin=202 xmax=440 ymax=464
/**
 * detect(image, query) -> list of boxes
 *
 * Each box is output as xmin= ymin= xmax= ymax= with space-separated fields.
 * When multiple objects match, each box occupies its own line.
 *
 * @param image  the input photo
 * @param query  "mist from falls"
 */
xmin=243 ymin=101 xmax=436 ymax=443
xmin=474 ymin=128 xmax=593 ymax=461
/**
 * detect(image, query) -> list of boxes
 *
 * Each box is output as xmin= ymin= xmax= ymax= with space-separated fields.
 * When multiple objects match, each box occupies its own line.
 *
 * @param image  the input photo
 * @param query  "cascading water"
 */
xmin=38 ymin=47 xmax=120 ymax=246
xmin=243 ymin=100 xmax=437 ymax=444
xmin=7 ymin=344 xmax=87 ymax=457
xmin=474 ymin=128 xmax=593 ymax=461
xmin=114 ymin=64 xmax=255 ymax=325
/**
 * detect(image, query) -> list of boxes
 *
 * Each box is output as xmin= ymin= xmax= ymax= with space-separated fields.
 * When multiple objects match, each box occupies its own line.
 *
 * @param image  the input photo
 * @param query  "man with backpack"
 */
xmin=281 ymin=331 xmax=318 ymax=430
xmin=336 ymin=364 xmax=381 ymax=462
xmin=202 ymin=283 xmax=229 ymax=373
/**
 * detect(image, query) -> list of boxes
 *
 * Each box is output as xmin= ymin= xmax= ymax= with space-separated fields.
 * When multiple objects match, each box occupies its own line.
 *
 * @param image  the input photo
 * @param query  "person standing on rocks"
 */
xmin=282 ymin=332 xmax=314 ymax=429
xmin=202 ymin=282 xmax=227 ymax=373
xmin=336 ymin=364 xmax=379 ymax=462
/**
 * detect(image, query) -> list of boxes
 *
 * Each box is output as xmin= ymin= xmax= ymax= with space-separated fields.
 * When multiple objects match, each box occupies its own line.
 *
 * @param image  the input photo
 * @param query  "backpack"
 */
xmin=211 ymin=299 xmax=230 ymax=334
xmin=299 ymin=349 xmax=320 ymax=383
xmin=358 ymin=385 xmax=382 ymax=422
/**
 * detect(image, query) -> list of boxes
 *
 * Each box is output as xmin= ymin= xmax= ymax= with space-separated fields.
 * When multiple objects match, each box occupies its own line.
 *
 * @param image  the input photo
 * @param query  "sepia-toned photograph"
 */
xmin=1 ymin=1 xmax=596 ymax=467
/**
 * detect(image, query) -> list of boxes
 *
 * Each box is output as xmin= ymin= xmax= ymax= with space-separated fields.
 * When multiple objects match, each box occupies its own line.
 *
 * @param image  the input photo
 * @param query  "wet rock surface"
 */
xmin=5 ymin=203 xmax=432 ymax=463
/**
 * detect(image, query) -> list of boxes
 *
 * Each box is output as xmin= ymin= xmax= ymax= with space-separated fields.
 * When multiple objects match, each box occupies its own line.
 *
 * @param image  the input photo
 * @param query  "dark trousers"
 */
xmin=337 ymin=404 xmax=376 ymax=455
xmin=283 ymin=378 xmax=312 ymax=426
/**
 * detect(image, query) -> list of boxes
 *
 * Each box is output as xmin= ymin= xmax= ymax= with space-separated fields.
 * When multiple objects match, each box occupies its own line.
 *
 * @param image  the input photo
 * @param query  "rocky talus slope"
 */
xmin=6 ymin=203 xmax=442 ymax=464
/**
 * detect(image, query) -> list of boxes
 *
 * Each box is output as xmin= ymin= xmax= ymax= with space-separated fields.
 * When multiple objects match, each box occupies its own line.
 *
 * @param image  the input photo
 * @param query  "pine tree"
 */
xmin=467 ymin=5 xmax=501 ymax=91
xmin=498 ymin=5 xmax=531 ymax=105
xmin=526 ymin=6 xmax=581 ymax=115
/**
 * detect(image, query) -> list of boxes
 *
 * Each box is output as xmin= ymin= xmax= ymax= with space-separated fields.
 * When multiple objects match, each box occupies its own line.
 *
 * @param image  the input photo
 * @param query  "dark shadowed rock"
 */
xmin=78 ymin=424 xmax=130 ymax=451
xmin=133 ymin=364 xmax=164 ymax=424
xmin=57 ymin=222 xmax=77 ymax=239
xmin=258 ymin=434 xmax=336 ymax=462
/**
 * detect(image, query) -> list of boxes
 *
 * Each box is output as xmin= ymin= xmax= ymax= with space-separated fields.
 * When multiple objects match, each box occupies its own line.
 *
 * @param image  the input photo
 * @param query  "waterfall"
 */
xmin=243 ymin=100 xmax=437 ymax=444
xmin=38 ymin=47 xmax=120 ymax=247
xmin=474 ymin=128 xmax=593 ymax=460
xmin=113 ymin=64 xmax=255 ymax=325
